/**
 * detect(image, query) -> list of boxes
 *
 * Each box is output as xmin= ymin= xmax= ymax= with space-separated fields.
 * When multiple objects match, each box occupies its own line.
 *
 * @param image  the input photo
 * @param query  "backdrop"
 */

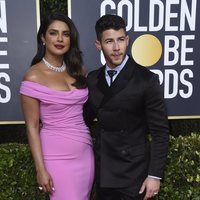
xmin=0 ymin=0 xmax=39 ymax=124
xmin=0 ymin=0 xmax=199 ymax=123
xmin=68 ymin=0 xmax=200 ymax=119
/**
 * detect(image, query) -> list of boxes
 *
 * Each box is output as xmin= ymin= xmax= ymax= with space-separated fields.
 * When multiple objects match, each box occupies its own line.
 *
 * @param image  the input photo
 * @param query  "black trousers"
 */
xmin=96 ymin=186 xmax=145 ymax=200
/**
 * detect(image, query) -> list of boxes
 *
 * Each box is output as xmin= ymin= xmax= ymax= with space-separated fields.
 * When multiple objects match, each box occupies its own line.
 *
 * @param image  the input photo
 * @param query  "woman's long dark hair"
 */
xmin=31 ymin=13 xmax=86 ymax=88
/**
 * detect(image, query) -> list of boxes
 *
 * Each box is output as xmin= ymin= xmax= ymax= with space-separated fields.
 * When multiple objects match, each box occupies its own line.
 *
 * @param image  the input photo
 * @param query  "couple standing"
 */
xmin=20 ymin=13 xmax=169 ymax=200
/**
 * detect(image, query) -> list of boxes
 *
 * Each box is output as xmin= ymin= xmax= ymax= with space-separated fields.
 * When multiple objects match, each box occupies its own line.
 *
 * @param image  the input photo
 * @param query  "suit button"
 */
xmin=120 ymin=130 xmax=124 ymax=134
xmin=121 ymin=150 xmax=128 ymax=155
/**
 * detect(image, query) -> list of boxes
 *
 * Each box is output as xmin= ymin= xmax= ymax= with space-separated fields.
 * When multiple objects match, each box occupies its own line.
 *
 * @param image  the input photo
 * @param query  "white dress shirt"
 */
xmin=105 ymin=55 xmax=129 ymax=86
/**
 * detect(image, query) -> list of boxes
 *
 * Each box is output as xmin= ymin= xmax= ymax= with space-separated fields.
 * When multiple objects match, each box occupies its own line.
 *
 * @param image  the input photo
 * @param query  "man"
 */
xmin=84 ymin=14 xmax=169 ymax=200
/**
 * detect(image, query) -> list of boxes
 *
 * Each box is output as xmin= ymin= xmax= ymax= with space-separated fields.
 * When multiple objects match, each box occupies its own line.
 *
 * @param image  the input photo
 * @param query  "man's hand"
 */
xmin=139 ymin=177 xmax=160 ymax=200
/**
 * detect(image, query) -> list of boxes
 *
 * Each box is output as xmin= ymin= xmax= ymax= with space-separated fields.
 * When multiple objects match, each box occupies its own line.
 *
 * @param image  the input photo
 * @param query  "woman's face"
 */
xmin=42 ymin=20 xmax=71 ymax=57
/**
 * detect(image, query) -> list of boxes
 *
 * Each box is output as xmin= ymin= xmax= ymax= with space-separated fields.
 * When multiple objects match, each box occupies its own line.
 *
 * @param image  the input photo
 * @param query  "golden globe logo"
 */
xmin=131 ymin=34 xmax=162 ymax=67
xmin=100 ymin=0 xmax=197 ymax=100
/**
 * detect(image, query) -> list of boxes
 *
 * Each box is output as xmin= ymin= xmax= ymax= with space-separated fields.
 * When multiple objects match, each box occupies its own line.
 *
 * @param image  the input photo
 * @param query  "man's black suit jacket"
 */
xmin=84 ymin=57 xmax=169 ymax=192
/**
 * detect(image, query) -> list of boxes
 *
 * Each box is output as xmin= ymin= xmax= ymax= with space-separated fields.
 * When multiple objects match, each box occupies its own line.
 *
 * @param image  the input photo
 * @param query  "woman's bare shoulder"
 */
xmin=23 ymin=63 xmax=44 ymax=82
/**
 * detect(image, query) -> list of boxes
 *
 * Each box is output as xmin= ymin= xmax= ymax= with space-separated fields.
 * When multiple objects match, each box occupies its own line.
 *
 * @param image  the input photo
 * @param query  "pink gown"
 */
xmin=20 ymin=81 xmax=94 ymax=200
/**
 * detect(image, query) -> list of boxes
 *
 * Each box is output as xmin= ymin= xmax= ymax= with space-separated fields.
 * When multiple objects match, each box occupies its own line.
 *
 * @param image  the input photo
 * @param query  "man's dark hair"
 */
xmin=95 ymin=14 xmax=126 ymax=41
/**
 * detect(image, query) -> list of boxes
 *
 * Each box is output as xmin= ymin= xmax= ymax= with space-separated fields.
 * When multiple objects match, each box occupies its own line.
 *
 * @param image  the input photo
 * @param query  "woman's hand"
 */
xmin=37 ymin=169 xmax=55 ymax=194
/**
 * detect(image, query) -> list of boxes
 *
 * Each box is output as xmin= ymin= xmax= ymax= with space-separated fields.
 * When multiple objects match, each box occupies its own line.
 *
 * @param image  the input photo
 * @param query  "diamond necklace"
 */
xmin=42 ymin=58 xmax=66 ymax=73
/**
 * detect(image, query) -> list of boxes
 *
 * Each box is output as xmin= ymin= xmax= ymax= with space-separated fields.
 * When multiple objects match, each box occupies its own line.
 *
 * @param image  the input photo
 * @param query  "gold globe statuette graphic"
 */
xmin=131 ymin=34 xmax=162 ymax=67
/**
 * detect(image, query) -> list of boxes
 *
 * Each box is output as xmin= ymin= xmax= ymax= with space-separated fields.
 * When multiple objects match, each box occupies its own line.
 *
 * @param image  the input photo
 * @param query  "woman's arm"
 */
xmin=21 ymin=94 xmax=54 ymax=193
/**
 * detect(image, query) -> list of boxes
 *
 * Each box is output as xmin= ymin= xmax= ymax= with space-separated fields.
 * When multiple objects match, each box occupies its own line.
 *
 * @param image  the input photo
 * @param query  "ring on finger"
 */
xmin=154 ymin=192 xmax=158 ymax=195
xmin=38 ymin=186 xmax=43 ymax=190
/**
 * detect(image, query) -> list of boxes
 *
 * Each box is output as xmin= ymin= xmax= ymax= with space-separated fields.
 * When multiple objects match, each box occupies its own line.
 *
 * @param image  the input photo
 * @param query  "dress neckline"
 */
xmin=22 ymin=80 xmax=79 ymax=93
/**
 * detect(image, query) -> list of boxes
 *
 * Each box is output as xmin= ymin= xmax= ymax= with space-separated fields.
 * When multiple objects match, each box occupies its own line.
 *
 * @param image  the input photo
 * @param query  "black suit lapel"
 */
xmin=95 ymin=66 xmax=110 ymax=108
xmin=96 ymin=57 xmax=136 ymax=108
xmin=96 ymin=66 xmax=109 ymax=95
xmin=111 ymin=58 xmax=135 ymax=94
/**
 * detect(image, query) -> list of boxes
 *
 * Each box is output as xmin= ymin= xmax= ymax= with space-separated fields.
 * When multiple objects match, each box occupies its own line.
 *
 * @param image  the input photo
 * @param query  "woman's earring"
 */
xmin=43 ymin=42 xmax=45 ymax=46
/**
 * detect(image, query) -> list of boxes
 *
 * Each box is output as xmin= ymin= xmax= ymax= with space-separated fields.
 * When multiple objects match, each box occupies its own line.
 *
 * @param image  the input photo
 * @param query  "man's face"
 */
xmin=95 ymin=28 xmax=129 ymax=69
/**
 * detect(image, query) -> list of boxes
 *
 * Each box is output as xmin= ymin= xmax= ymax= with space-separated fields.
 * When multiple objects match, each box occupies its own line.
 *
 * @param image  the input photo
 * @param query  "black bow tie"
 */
xmin=107 ymin=70 xmax=117 ymax=86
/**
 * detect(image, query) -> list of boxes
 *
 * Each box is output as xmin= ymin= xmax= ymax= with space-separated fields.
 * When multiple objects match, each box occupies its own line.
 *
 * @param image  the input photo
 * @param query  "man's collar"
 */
xmin=105 ymin=55 xmax=129 ymax=73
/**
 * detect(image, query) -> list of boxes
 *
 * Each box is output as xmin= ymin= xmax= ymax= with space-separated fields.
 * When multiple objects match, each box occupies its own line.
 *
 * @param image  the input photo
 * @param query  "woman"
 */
xmin=20 ymin=13 xmax=94 ymax=200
